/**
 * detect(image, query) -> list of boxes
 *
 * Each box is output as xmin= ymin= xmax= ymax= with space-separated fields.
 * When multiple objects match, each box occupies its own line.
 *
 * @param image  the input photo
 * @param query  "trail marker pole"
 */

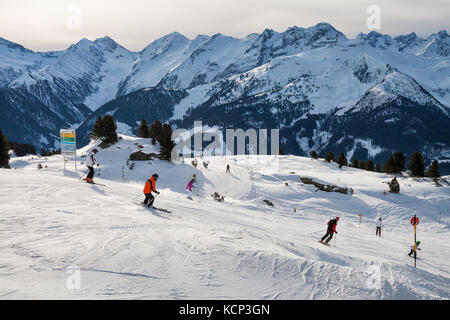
xmin=410 ymin=215 xmax=419 ymax=268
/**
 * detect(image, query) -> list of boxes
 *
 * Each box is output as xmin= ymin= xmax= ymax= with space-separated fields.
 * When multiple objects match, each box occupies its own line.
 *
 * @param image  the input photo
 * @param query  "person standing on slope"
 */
xmin=376 ymin=218 xmax=383 ymax=237
xmin=226 ymin=164 xmax=230 ymax=174
xmin=319 ymin=217 xmax=339 ymax=245
xmin=408 ymin=241 xmax=421 ymax=258
xmin=85 ymin=149 xmax=98 ymax=184
xmin=186 ymin=174 xmax=197 ymax=200
xmin=142 ymin=174 xmax=160 ymax=207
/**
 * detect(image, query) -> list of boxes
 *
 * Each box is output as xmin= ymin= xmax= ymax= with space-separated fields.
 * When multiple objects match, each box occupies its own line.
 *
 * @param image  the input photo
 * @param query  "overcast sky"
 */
xmin=0 ymin=0 xmax=448 ymax=52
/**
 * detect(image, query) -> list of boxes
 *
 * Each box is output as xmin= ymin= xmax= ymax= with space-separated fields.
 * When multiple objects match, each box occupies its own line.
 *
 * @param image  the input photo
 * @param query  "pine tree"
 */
xmin=351 ymin=158 xmax=359 ymax=168
xmin=383 ymin=152 xmax=405 ymax=174
xmin=409 ymin=152 xmax=425 ymax=177
xmin=90 ymin=117 xmax=105 ymax=140
xmin=359 ymin=160 xmax=367 ymax=170
xmin=376 ymin=163 xmax=381 ymax=172
xmin=0 ymin=129 xmax=10 ymax=168
xmin=337 ymin=152 xmax=347 ymax=168
xmin=392 ymin=151 xmax=406 ymax=173
xmin=158 ymin=123 xmax=175 ymax=160
xmin=137 ymin=119 xmax=150 ymax=138
xmin=310 ymin=150 xmax=317 ymax=159
xmin=388 ymin=177 xmax=400 ymax=193
xmin=383 ymin=155 xmax=395 ymax=173
xmin=90 ymin=115 xmax=118 ymax=144
xmin=366 ymin=160 xmax=375 ymax=171
xmin=9 ymin=142 xmax=37 ymax=157
xmin=325 ymin=151 xmax=335 ymax=163
xmin=150 ymin=120 xmax=163 ymax=145
xmin=102 ymin=115 xmax=118 ymax=144
xmin=279 ymin=147 xmax=285 ymax=155
xmin=426 ymin=160 xmax=440 ymax=178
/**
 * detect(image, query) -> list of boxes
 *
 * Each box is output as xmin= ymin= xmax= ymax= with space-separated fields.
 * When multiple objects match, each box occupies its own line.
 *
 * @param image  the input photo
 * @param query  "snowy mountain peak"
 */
xmin=357 ymin=31 xmax=393 ymax=48
xmin=437 ymin=29 xmax=449 ymax=38
xmin=67 ymin=36 xmax=123 ymax=53
xmin=304 ymin=22 xmax=346 ymax=46
xmin=394 ymin=32 xmax=418 ymax=42
xmin=92 ymin=36 xmax=122 ymax=51
xmin=141 ymin=32 xmax=190 ymax=55
xmin=261 ymin=28 xmax=275 ymax=39
xmin=417 ymin=29 xmax=450 ymax=57
xmin=353 ymin=71 xmax=448 ymax=115
xmin=0 ymin=37 xmax=32 ymax=53
xmin=70 ymin=37 xmax=92 ymax=50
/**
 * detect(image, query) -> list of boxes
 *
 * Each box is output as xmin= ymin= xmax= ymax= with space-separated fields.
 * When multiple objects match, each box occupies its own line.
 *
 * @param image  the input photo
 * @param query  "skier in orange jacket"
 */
xmin=142 ymin=174 xmax=160 ymax=207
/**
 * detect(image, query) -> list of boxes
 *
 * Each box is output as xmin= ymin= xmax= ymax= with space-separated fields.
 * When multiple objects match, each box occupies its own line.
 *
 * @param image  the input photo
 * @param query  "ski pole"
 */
xmin=79 ymin=169 xmax=89 ymax=180
xmin=334 ymin=233 xmax=337 ymax=247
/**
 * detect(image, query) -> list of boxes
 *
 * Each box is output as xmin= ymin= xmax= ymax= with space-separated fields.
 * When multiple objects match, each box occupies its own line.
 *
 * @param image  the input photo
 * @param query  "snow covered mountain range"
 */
xmin=1 ymin=23 xmax=449 ymax=167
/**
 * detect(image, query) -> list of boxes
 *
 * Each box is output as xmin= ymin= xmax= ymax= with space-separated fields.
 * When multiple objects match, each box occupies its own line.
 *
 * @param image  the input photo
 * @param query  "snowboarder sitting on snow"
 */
xmin=85 ymin=148 xmax=98 ymax=184
xmin=408 ymin=241 xmax=421 ymax=258
xmin=376 ymin=218 xmax=383 ymax=237
xmin=186 ymin=174 xmax=197 ymax=200
xmin=203 ymin=161 xmax=209 ymax=169
xmin=142 ymin=174 xmax=160 ymax=207
xmin=320 ymin=217 xmax=339 ymax=244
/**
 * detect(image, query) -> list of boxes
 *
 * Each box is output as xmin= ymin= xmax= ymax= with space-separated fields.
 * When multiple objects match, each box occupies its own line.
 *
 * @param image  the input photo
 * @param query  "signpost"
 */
xmin=410 ymin=215 xmax=419 ymax=268
xmin=60 ymin=129 xmax=77 ymax=170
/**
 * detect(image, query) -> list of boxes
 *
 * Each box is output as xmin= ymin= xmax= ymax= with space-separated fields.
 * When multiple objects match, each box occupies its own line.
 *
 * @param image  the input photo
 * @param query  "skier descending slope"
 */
xmin=186 ymin=174 xmax=197 ymax=200
xmin=408 ymin=241 xmax=421 ymax=258
xmin=85 ymin=149 xmax=99 ymax=184
xmin=376 ymin=218 xmax=383 ymax=237
xmin=319 ymin=217 xmax=339 ymax=245
xmin=142 ymin=174 xmax=160 ymax=207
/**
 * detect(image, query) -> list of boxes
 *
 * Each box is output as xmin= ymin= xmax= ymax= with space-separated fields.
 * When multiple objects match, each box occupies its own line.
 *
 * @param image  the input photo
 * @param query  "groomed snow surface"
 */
xmin=1 ymin=135 xmax=449 ymax=299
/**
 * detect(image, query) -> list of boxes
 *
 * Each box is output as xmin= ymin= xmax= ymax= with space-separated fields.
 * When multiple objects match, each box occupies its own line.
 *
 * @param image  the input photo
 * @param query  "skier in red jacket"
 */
xmin=319 ymin=217 xmax=339 ymax=245
xmin=142 ymin=174 xmax=160 ymax=207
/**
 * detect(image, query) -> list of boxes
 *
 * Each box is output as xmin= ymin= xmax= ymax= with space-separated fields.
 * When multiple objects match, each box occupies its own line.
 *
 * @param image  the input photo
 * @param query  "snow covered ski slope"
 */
xmin=1 ymin=135 xmax=449 ymax=299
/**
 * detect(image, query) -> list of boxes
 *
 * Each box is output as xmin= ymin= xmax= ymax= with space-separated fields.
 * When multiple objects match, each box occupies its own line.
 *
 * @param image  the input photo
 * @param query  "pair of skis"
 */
xmin=80 ymin=179 xmax=106 ymax=186
xmin=138 ymin=202 xmax=172 ymax=213
xmin=318 ymin=241 xmax=331 ymax=246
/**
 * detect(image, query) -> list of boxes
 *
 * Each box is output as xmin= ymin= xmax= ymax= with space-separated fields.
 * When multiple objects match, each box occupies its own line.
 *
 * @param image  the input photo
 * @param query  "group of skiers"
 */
xmin=318 ymin=216 xmax=421 ymax=257
xmin=84 ymin=149 xmax=229 ymax=207
xmin=84 ymin=148 xmax=421 ymax=257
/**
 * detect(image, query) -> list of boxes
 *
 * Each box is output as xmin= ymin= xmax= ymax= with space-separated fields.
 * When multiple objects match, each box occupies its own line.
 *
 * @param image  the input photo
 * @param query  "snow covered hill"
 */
xmin=1 ymin=135 xmax=449 ymax=299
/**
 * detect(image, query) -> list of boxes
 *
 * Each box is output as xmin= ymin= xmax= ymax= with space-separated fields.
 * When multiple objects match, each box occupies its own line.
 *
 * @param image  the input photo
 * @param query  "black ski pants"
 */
xmin=376 ymin=227 xmax=381 ymax=237
xmin=143 ymin=193 xmax=155 ymax=207
xmin=321 ymin=231 xmax=334 ymax=243
xmin=87 ymin=166 xmax=94 ymax=179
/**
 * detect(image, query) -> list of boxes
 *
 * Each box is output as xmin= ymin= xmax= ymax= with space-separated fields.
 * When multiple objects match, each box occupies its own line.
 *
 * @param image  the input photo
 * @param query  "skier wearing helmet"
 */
xmin=319 ymin=217 xmax=339 ymax=245
xmin=408 ymin=241 xmax=421 ymax=258
xmin=85 ymin=148 xmax=98 ymax=184
xmin=142 ymin=173 xmax=160 ymax=207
